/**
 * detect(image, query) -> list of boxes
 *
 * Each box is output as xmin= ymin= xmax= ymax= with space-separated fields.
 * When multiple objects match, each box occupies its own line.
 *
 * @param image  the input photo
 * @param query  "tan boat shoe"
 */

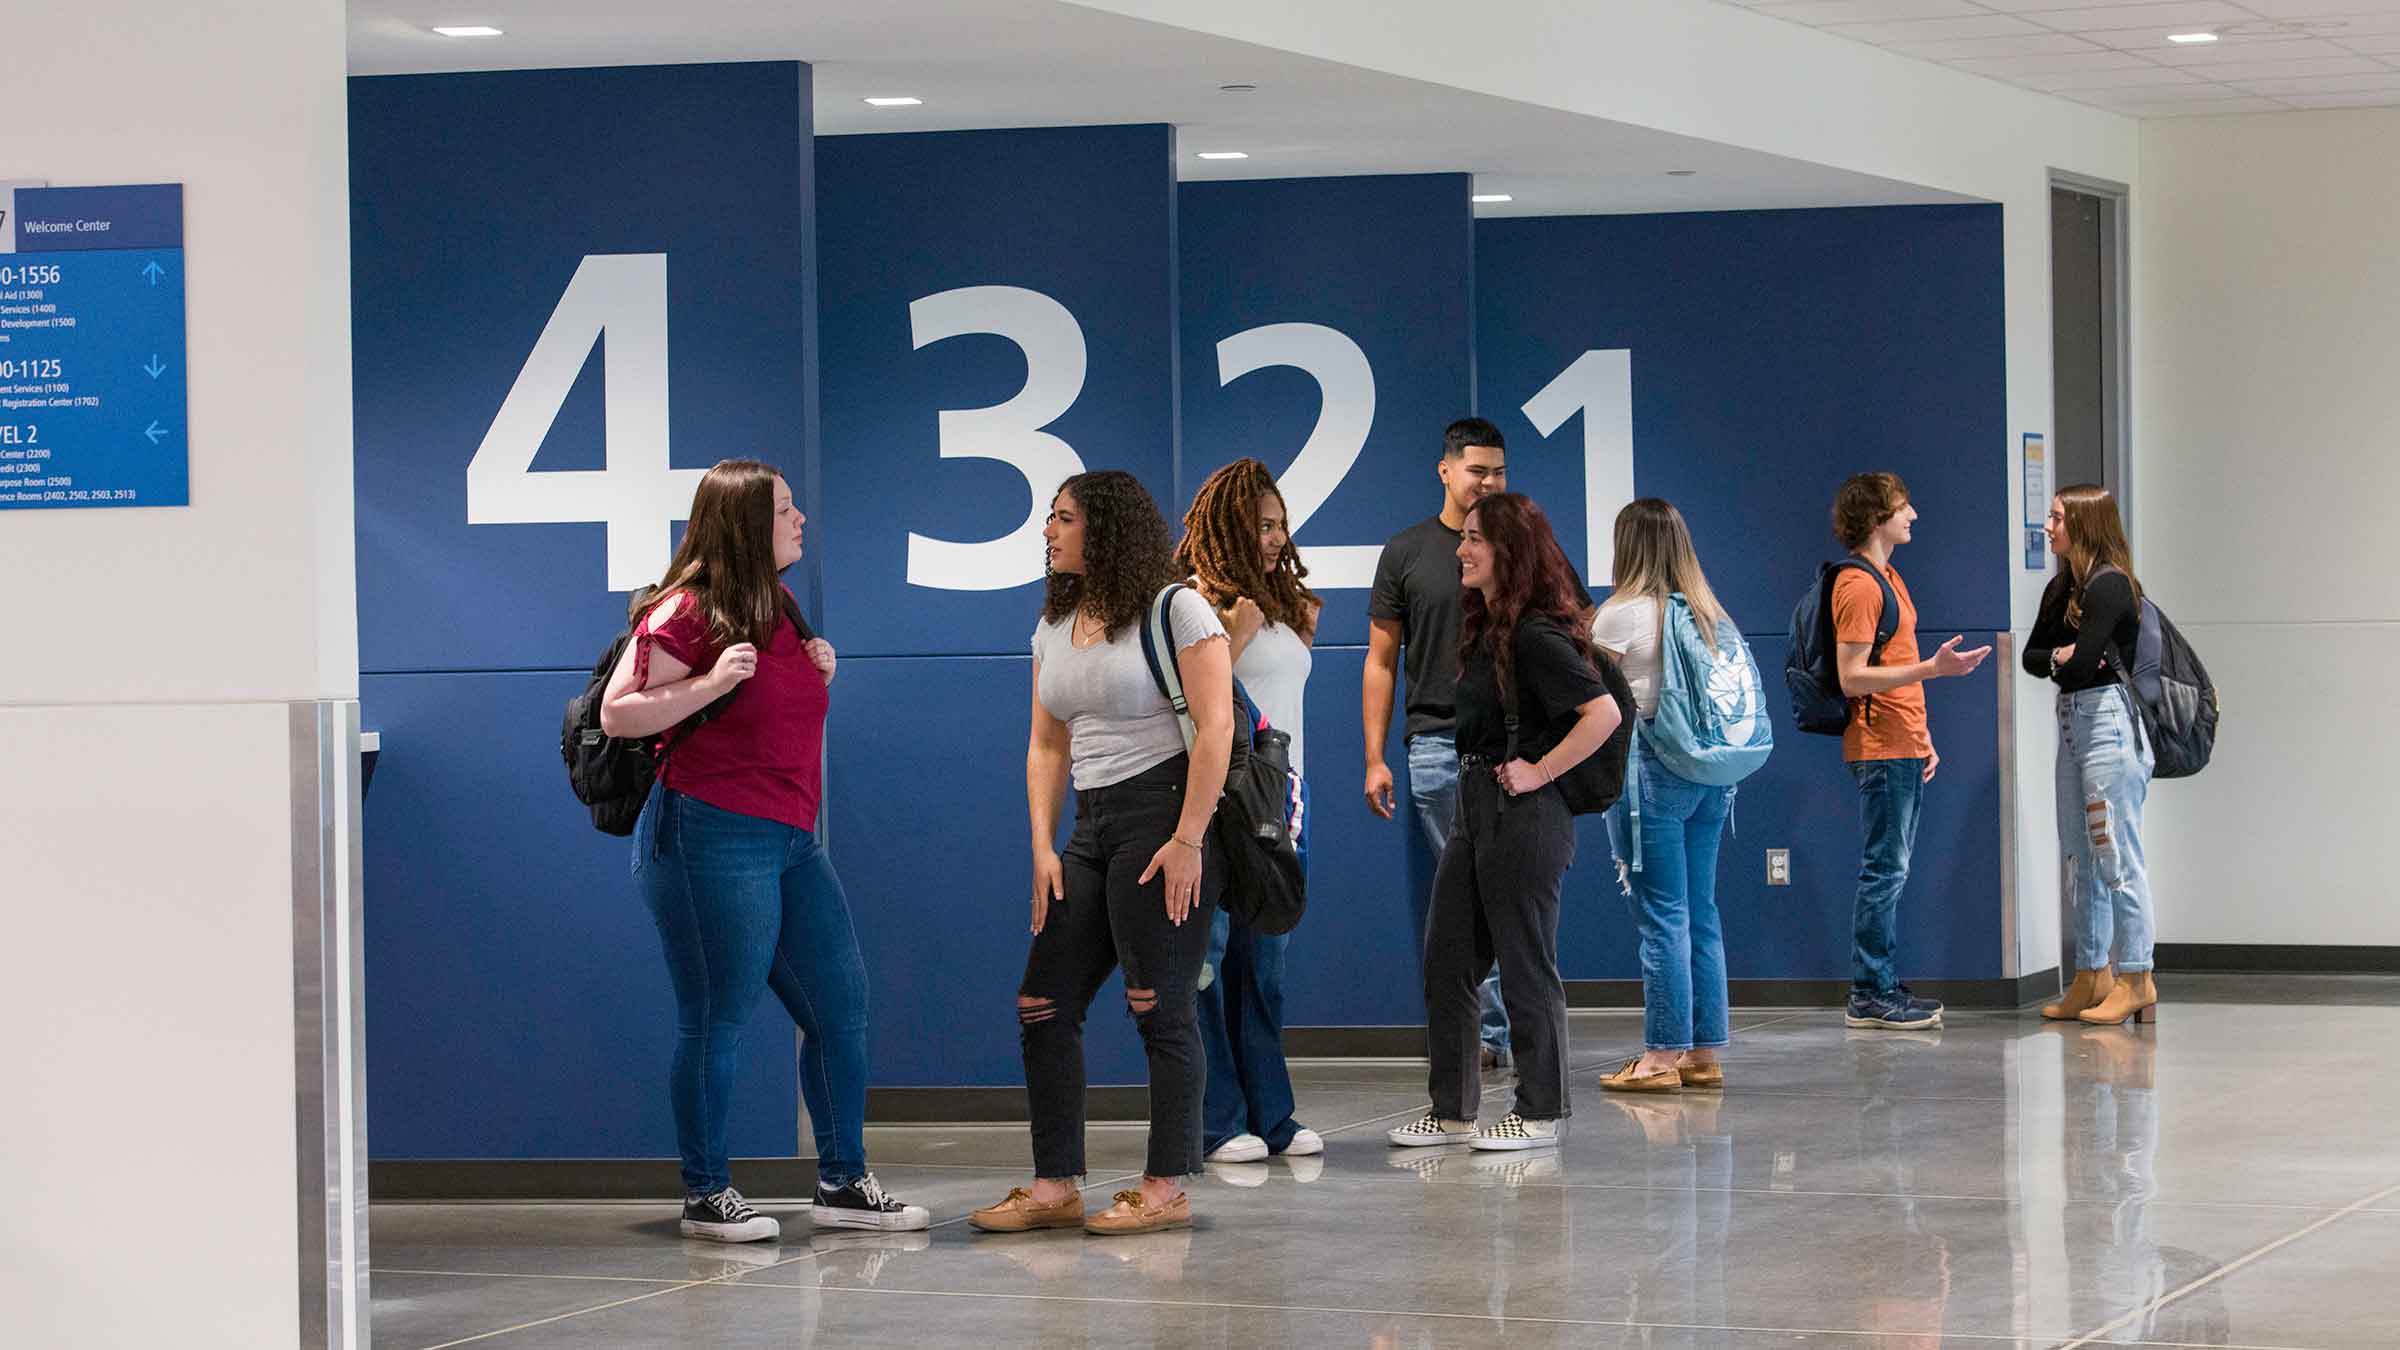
xmin=1084 ymin=1188 xmax=1192 ymax=1235
xmin=1599 ymin=1057 xmax=1683 ymax=1093
xmin=968 ymin=1186 xmax=1086 ymax=1233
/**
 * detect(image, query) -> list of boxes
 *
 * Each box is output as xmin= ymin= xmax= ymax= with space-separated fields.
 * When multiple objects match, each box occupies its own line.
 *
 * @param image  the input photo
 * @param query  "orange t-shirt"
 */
xmin=1831 ymin=561 xmax=1932 ymax=763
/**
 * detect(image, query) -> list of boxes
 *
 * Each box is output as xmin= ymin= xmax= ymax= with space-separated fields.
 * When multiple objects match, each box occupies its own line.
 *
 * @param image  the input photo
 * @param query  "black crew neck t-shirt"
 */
xmin=2024 ymin=567 xmax=2140 ymax=693
xmin=1369 ymin=516 xmax=1467 ymax=739
xmin=1455 ymin=616 xmax=1610 ymax=761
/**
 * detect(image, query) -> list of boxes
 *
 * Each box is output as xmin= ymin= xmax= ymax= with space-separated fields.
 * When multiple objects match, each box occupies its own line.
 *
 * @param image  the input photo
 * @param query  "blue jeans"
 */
xmin=635 ymin=789 xmax=871 ymax=1195
xmin=1408 ymin=731 xmax=1509 ymax=1053
xmin=1606 ymin=738 xmax=1735 ymax=1052
xmin=1199 ymin=780 xmax=1308 ymax=1152
xmin=2059 ymin=686 xmax=2156 ymax=972
xmin=1849 ymin=757 xmax=1927 ymax=999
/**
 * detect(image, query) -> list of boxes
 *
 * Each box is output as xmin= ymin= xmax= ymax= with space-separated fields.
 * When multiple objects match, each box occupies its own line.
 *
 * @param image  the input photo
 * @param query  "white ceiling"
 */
xmin=1719 ymin=0 xmax=2400 ymax=116
xmin=347 ymin=1 xmax=1975 ymax=215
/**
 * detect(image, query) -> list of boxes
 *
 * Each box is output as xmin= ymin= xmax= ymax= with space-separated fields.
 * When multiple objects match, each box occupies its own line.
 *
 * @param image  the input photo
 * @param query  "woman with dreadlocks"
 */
xmin=1173 ymin=458 xmax=1324 ymax=1167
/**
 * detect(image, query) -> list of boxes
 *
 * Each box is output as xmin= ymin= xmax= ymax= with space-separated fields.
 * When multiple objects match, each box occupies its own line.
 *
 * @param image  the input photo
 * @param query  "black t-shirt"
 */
xmin=1369 ymin=516 xmax=1466 ymax=739
xmin=1455 ymin=616 xmax=1611 ymax=761
xmin=2024 ymin=567 xmax=2140 ymax=693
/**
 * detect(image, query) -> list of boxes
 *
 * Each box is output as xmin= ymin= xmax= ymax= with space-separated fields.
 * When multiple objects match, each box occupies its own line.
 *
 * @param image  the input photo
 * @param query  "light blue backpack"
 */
xmin=1625 ymin=594 xmax=1773 ymax=873
xmin=1647 ymin=593 xmax=1773 ymax=786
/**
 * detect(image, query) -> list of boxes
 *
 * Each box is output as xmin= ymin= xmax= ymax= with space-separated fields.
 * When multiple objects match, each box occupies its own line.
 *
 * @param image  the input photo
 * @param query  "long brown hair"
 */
xmin=630 ymin=458 xmax=795 ymax=648
xmin=1609 ymin=498 xmax=1731 ymax=653
xmin=1459 ymin=493 xmax=1597 ymax=708
xmin=2057 ymin=482 xmax=2142 ymax=626
xmin=1040 ymin=470 xmax=1180 ymax=640
xmin=1175 ymin=457 xmax=1320 ymax=634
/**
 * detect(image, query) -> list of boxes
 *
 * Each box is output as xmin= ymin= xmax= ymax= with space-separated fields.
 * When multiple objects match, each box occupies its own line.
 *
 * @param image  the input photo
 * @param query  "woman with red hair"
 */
xmin=1387 ymin=493 xmax=1624 ymax=1153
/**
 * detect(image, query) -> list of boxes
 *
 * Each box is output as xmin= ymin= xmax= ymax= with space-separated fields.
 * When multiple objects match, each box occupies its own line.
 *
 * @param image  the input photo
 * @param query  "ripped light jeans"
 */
xmin=2058 ymin=685 xmax=2156 ymax=973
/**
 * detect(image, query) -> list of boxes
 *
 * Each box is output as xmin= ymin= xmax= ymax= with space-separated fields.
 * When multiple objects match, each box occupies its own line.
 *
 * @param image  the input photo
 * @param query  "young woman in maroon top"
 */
xmin=598 ymin=459 xmax=927 ymax=1243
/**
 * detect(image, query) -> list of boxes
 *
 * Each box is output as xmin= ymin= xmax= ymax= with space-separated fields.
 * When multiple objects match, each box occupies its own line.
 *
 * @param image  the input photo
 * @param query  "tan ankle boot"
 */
xmin=2077 ymin=970 xmax=2158 ymax=1026
xmin=2042 ymin=967 xmax=2115 ymax=1021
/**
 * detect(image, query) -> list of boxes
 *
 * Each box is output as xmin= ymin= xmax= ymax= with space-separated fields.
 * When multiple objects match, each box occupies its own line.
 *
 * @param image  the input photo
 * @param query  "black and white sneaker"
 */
xmin=1386 ymin=1112 xmax=1478 ymax=1147
xmin=812 ymin=1172 xmax=931 ymax=1231
xmin=1469 ymin=1112 xmax=1561 ymax=1152
xmin=681 ymin=1187 xmax=779 ymax=1243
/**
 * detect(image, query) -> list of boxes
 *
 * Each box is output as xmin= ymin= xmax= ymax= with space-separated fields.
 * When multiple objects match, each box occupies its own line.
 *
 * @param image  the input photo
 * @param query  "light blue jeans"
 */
xmin=1408 ymin=731 xmax=1509 ymax=1054
xmin=1606 ymin=737 xmax=1736 ymax=1052
xmin=2058 ymin=686 xmax=2156 ymax=973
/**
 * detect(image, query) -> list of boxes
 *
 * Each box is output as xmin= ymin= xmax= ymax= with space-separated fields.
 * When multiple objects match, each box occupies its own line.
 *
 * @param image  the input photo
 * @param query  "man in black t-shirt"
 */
xmin=1365 ymin=417 xmax=1512 ymax=1066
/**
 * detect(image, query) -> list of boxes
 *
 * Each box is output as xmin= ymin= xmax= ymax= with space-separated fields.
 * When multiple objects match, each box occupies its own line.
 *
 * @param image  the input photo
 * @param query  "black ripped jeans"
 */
xmin=1018 ymin=754 xmax=1222 ymax=1179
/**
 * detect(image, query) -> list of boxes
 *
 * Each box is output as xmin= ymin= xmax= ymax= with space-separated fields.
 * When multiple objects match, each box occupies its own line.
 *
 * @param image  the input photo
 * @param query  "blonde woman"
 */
xmin=2026 ymin=484 xmax=2158 ymax=1026
xmin=1592 ymin=499 xmax=1739 ymax=1091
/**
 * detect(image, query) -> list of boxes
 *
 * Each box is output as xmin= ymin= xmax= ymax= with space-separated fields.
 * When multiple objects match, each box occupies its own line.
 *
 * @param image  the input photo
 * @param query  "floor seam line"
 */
xmin=2055 ymin=1174 xmax=2400 ymax=1349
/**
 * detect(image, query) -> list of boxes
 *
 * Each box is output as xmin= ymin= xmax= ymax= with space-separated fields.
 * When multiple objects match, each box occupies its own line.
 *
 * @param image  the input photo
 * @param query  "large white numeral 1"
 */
xmin=906 ymin=286 xmax=1088 ymax=591
xmin=1521 ymin=349 xmax=1635 ymax=585
xmin=465 ymin=254 xmax=702 ymax=592
xmin=1215 ymin=322 xmax=1382 ymax=589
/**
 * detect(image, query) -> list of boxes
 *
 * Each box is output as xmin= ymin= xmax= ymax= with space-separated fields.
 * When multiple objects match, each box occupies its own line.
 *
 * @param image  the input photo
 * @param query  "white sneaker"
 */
xmin=1206 ymin=1133 xmax=1269 ymax=1163
xmin=1469 ymin=1112 xmax=1561 ymax=1152
xmin=1281 ymin=1127 xmax=1324 ymax=1157
xmin=1386 ymin=1112 xmax=1477 ymax=1147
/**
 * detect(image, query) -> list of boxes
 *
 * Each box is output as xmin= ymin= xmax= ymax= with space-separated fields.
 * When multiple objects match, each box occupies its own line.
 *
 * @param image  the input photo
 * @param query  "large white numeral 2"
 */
xmin=906 ymin=286 xmax=1088 ymax=591
xmin=465 ymin=254 xmax=702 ymax=592
xmin=1521 ymin=349 xmax=1635 ymax=586
xmin=1215 ymin=322 xmax=1381 ymax=589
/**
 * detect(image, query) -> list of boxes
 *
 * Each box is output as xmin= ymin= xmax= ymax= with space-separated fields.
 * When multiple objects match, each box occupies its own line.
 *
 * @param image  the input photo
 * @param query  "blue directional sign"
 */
xmin=0 ymin=183 xmax=188 ymax=509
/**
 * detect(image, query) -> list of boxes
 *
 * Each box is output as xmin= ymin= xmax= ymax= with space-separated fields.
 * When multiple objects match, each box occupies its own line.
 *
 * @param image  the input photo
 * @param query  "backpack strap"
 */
xmin=1828 ymin=558 xmax=1899 ymax=725
xmin=1140 ymin=583 xmax=1199 ymax=752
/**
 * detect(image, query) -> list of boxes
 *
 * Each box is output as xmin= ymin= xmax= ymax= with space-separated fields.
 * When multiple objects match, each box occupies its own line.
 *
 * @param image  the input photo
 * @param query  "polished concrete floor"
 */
xmin=373 ymin=985 xmax=2400 ymax=1348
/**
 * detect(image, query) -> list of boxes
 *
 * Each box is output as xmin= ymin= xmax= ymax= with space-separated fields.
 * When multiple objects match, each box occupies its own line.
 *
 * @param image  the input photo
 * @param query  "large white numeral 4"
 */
xmin=906 ymin=286 xmax=1088 ymax=591
xmin=1521 ymin=349 xmax=1635 ymax=586
xmin=465 ymin=253 xmax=702 ymax=592
xmin=1215 ymin=322 xmax=1381 ymax=589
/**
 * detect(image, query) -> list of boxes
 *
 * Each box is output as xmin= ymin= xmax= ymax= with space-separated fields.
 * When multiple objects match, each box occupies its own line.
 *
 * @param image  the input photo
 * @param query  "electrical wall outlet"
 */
xmin=1766 ymin=849 xmax=1791 ymax=886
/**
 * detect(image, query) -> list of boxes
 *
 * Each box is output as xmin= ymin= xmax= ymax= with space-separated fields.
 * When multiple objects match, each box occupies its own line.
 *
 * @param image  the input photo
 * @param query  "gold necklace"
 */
xmin=1071 ymin=608 xmax=1108 ymax=649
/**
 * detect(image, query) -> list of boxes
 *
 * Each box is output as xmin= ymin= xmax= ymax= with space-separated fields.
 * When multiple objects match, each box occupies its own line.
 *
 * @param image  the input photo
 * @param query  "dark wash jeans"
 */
xmin=635 ymin=789 xmax=871 ymax=1195
xmin=1019 ymin=755 xmax=1222 ymax=1179
xmin=1198 ymin=780 xmax=1309 ymax=1153
xmin=1849 ymin=757 xmax=1928 ymax=998
xmin=1425 ymin=767 xmax=1577 ymax=1123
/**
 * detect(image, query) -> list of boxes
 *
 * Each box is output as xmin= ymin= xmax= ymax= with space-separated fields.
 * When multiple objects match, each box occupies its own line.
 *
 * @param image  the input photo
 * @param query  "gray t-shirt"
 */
xmin=1033 ymin=588 xmax=1228 ymax=790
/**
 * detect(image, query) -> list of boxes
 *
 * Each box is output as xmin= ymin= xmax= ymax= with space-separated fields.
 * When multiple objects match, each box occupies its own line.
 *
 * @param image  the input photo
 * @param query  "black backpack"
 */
xmin=1503 ymin=640 xmax=1638 ymax=816
xmin=561 ymin=593 xmax=812 ymax=837
xmin=2093 ymin=567 xmax=2219 ymax=779
xmin=1785 ymin=558 xmax=1898 ymax=736
xmin=1140 ymin=583 xmax=1307 ymax=936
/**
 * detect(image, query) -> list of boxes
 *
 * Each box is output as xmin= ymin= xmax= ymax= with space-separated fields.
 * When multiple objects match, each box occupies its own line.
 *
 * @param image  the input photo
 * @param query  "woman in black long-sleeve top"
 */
xmin=2025 ymin=484 xmax=2158 ymax=1026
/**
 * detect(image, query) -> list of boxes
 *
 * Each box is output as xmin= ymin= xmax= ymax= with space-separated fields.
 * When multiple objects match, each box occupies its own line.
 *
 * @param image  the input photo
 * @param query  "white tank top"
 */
xmin=1235 ymin=619 xmax=1313 ymax=777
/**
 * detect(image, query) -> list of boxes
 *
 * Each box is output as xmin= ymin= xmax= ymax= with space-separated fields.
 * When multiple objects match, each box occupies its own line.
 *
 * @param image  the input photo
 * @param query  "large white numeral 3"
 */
xmin=465 ymin=253 xmax=701 ymax=592
xmin=1521 ymin=349 xmax=1634 ymax=586
xmin=906 ymin=286 xmax=1088 ymax=591
xmin=1215 ymin=322 xmax=1381 ymax=589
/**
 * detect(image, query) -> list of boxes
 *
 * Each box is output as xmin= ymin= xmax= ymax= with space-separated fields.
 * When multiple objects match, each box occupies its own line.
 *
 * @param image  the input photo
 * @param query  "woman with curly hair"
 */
xmin=1387 ymin=493 xmax=1623 ymax=1153
xmin=970 ymin=470 xmax=1235 ymax=1237
xmin=1174 ymin=458 xmax=1323 ymax=1166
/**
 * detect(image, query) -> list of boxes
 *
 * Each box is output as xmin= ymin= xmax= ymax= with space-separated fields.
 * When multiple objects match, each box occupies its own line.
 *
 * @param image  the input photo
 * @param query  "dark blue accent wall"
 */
xmin=351 ymin=90 xmax=2010 ymax=1160
xmin=351 ymin=62 xmax=816 ymax=1159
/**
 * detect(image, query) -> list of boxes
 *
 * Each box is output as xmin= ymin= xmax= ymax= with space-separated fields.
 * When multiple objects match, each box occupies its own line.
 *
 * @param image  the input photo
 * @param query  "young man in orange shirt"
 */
xmin=1829 ymin=473 xmax=1992 ymax=1029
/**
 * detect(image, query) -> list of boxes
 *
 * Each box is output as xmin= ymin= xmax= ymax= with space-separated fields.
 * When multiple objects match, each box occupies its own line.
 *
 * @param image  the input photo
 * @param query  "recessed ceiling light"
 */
xmin=863 ymin=96 xmax=923 ymax=107
xmin=1197 ymin=151 xmax=1249 ymax=160
xmin=431 ymin=25 xmax=503 ymax=38
xmin=1666 ymin=169 xmax=1699 ymax=177
xmin=1471 ymin=193 xmax=1514 ymax=203
xmin=1219 ymin=83 xmax=1258 ymax=93
xmin=2168 ymin=32 xmax=2219 ymax=44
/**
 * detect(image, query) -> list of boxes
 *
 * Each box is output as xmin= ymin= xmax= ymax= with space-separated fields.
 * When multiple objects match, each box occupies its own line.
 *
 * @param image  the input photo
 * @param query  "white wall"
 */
xmin=1077 ymin=0 xmax=2145 ymax=979
xmin=2135 ymin=108 xmax=2400 ymax=948
xmin=0 ymin=0 xmax=358 ymax=1343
